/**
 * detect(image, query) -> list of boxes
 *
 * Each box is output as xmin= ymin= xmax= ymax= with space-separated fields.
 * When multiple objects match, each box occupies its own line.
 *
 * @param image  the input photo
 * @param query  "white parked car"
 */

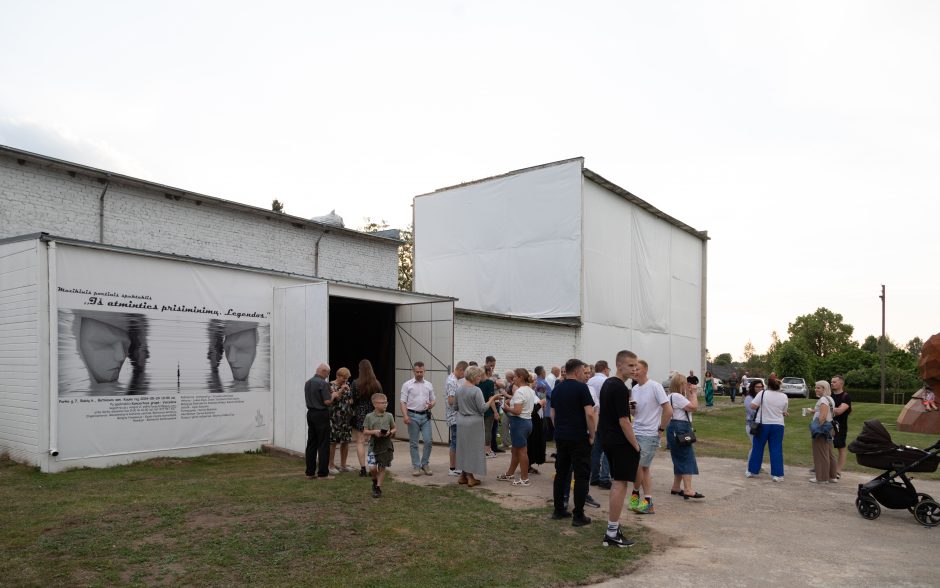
xmin=781 ymin=377 xmax=809 ymax=398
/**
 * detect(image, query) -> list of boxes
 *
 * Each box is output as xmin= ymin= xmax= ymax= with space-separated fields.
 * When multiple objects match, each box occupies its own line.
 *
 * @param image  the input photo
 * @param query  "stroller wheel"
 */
xmin=856 ymin=496 xmax=881 ymax=520
xmin=913 ymin=499 xmax=940 ymax=528
xmin=907 ymin=493 xmax=934 ymax=514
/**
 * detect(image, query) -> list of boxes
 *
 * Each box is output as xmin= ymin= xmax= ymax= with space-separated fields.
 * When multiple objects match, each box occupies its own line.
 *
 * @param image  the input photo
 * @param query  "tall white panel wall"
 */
xmin=581 ymin=179 xmax=704 ymax=381
xmin=414 ymin=160 xmax=584 ymax=318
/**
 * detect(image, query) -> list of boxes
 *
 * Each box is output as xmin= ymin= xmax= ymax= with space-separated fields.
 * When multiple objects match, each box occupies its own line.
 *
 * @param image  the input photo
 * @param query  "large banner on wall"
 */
xmin=55 ymin=245 xmax=297 ymax=460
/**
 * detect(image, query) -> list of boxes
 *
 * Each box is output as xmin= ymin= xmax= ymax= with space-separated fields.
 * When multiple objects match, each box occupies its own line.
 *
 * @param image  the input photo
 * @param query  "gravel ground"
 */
xmin=388 ymin=439 xmax=939 ymax=587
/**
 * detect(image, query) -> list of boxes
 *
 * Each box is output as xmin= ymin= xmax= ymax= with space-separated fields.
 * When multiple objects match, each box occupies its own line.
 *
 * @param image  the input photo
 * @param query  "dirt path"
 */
xmin=388 ymin=440 xmax=939 ymax=587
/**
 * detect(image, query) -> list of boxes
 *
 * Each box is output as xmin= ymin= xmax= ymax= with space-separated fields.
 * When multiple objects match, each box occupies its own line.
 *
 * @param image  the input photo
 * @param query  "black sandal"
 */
xmin=670 ymin=489 xmax=682 ymax=495
xmin=678 ymin=490 xmax=704 ymax=499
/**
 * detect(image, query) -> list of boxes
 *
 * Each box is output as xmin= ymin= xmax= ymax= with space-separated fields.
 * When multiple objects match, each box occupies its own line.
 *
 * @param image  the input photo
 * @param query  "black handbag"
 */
xmin=671 ymin=396 xmax=697 ymax=446
xmin=750 ymin=394 xmax=763 ymax=436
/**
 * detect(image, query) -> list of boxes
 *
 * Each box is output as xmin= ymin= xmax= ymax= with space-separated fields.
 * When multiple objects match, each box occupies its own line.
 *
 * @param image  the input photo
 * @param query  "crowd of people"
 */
xmin=303 ymin=354 xmax=853 ymax=547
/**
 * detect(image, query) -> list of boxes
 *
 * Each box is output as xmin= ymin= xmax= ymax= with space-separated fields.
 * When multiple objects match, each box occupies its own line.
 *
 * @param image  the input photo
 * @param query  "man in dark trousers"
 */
xmin=550 ymin=358 xmax=596 ymax=527
xmin=305 ymin=362 xmax=339 ymax=479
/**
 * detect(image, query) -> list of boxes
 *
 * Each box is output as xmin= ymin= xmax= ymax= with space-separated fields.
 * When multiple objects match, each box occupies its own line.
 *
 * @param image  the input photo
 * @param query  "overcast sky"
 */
xmin=2 ymin=1 xmax=937 ymax=360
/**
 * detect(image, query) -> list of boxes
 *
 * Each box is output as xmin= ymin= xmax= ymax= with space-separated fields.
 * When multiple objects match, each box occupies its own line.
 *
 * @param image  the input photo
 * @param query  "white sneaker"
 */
xmin=485 ymin=451 xmax=496 ymax=458
xmin=745 ymin=471 xmax=755 ymax=478
xmin=421 ymin=465 xmax=433 ymax=476
xmin=412 ymin=468 xmax=422 ymax=477
xmin=448 ymin=468 xmax=462 ymax=476
xmin=809 ymin=478 xmax=820 ymax=483
xmin=328 ymin=466 xmax=340 ymax=475
xmin=772 ymin=476 xmax=784 ymax=482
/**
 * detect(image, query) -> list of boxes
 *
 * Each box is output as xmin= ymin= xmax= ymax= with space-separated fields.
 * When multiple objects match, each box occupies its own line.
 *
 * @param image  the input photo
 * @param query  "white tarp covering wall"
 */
xmin=580 ymin=179 xmax=704 ymax=380
xmin=414 ymin=159 xmax=583 ymax=318
xmin=54 ymin=244 xmax=303 ymax=462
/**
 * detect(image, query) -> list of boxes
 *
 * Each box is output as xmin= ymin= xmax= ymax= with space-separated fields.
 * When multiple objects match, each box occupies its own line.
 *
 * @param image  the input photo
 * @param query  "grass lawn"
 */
xmin=691 ymin=398 xmax=940 ymax=480
xmin=0 ymin=452 xmax=649 ymax=588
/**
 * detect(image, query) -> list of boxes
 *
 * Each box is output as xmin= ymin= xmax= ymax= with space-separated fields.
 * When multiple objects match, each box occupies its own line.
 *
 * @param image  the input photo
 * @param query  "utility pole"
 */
xmin=879 ymin=284 xmax=886 ymax=404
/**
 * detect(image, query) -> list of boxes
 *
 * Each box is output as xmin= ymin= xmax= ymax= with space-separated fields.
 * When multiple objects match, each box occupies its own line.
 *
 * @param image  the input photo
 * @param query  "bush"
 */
xmin=845 ymin=387 xmax=917 ymax=405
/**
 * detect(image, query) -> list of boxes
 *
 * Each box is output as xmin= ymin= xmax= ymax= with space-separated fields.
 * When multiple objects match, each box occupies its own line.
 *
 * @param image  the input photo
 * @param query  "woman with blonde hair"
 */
xmin=809 ymin=380 xmax=838 ymax=483
xmin=496 ymin=368 xmax=538 ymax=485
xmin=455 ymin=365 xmax=500 ymax=486
xmin=666 ymin=372 xmax=703 ymax=498
xmin=328 ymin=367 xmax=353 ymax=474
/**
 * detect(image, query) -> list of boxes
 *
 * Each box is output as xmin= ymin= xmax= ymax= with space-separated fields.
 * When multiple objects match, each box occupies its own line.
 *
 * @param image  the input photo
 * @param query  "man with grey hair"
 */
xmin=446 ymin=361 xmax=469 ymax=476
xmin=305 ymin=362 xmax=340 ymax=479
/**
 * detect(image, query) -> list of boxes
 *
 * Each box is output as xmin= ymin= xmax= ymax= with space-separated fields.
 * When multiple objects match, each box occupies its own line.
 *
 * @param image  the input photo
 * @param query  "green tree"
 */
xmin=906 ymin=336 xmax=924 ymax=357
xmin=773 ymin=340 xmax=813 ymax=383
xmin=272 ymin=199 xmax=284 ymax=213
xmin=714 ymin=353 xmax=733 ymax=366
xmin=360 ymin=218 xmax=413 ymax=292
xmin=815 ymin=347 xmax=876 ymax=379
xmin=787 ymin=307 xmax=855 ymax=358
xmin=398 ymin=224 xmax=414 ymax=291
xmin=743 ymin=340 xmax=756 ymax=362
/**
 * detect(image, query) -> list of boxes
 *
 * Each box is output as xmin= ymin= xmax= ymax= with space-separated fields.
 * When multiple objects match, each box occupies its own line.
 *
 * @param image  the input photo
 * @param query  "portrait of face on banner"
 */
xmin=50 ymin=245 xmax=307 ymax=460
xmin=58 ymin=310 xmax=271 ymax=397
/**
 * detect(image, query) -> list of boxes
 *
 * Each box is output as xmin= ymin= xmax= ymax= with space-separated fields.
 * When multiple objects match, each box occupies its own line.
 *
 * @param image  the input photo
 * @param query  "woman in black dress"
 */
xmin=350 ymin=359 xmax=383 ymax=477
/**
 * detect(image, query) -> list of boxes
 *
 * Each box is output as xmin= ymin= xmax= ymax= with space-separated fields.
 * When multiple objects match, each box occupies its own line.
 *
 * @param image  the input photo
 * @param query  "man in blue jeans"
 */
xmin=550 ymin=358 xmax=596 ymax=527
xmin=400 ymin=361 xmax=436 ymax=476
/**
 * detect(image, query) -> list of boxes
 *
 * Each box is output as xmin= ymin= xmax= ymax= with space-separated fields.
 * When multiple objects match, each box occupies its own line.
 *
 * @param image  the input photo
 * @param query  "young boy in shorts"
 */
xmin=362 ymin=393 xmax=396 ymax=498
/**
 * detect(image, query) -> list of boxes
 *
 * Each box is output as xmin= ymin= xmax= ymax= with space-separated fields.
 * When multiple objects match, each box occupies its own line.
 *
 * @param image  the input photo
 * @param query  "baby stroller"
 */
xmin=848 ymin=420 xmax=940 ymax=527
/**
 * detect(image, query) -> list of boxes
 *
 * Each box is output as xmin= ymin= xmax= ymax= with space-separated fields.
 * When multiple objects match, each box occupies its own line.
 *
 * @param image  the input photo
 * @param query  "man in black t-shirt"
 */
xmin=550 ymin=358 xmax=596 ymax=527
xmin=831 ymin=374 xmax=852 ymax=476
xmin=599 ymin=350 xmax=641 ymax=548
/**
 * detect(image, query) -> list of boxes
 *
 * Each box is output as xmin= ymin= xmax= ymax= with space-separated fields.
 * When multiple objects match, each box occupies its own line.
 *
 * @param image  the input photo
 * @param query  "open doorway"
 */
xmin=328 ymin=296 xmax=396 ymax=405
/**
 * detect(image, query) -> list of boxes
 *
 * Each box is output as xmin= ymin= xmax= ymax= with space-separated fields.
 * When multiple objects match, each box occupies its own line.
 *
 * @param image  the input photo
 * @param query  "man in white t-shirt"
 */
xmin=587 ymin=360 xmax=612 ymax=489
xmin=629 ymin=359 xmax=672 ymax=514
xmin=546 ymin=366 xmax=559 ymax=390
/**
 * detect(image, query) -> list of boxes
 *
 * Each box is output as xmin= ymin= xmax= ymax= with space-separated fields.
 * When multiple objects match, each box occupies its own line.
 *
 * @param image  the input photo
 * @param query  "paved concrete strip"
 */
xmin=386 ymin=440 xmax=939 ymax=587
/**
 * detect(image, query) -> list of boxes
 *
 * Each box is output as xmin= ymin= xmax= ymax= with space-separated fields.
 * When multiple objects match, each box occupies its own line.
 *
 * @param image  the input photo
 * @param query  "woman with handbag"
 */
xmin=743 ymin=380 xmax=762 ymax=469
xmin=808 ymin=380 xmax=838 ymax=483
xmin=666 ymin=373 xmax=703 ymax=499
xmin=746 ymin=378 xmax=789 ymax=482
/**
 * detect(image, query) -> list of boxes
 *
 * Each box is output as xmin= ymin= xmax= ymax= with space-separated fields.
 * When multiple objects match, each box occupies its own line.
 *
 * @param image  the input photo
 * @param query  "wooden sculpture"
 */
xmin=897 ymin=333 xmax=940 ymax=434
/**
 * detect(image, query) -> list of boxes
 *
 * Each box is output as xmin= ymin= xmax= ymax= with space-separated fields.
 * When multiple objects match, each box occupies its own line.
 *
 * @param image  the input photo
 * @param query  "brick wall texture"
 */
xmin=0 ymin=155 xmax=399 ymax=288
xmin=454 ymin=312 xmax=579 ymax=375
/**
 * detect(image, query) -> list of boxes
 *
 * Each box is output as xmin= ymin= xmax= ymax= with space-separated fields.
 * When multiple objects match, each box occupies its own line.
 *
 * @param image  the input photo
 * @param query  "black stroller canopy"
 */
xmin=849 ymin=420 xmax=895 ymax=455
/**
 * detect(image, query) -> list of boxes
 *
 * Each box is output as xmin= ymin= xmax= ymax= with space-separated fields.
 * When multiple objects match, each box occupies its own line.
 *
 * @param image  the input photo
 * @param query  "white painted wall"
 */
xmin=0 ymin=239 xmax=43 ymax=466
xmin=454 ymin=312 xmax=578 ymax=374
xmin=0 ymin=154 xmax=400 ymax=289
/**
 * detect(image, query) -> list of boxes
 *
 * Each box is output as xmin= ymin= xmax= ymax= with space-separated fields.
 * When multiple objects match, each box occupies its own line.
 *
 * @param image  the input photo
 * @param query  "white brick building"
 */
xmin=0 ymin=146 xmax=400 ymax=287
xmin=0 ymin=145 xmax=455 ymax=471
